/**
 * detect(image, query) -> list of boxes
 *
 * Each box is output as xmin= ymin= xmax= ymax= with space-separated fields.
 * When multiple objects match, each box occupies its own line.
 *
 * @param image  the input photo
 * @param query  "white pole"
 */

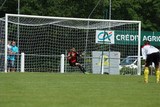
xmin=137 ymin=22 xmax=141 ymax=75
xmin=101 ymin=55 xmax=104 ymax=74
xmin=108 ymin=0 xmax=111 ymax=74
xmin=21 ymin=52 xmax=25 ymax=72
xmin=18 ymin=0 xmax=20 ymax=14
xmin=109 ymin=0 xmax=112 ymax=20
xmin=17 ymin=0 xmax=20 ymax=72
xmin=60 ymin=54 xmax=64 ymax=73
xmin=4 ymin=14 xmax=8 ymax=73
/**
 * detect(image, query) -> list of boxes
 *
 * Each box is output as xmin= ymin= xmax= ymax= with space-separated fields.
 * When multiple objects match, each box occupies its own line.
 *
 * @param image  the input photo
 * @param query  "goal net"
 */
xmin=1 ymin=14 xmax=141 ymax=74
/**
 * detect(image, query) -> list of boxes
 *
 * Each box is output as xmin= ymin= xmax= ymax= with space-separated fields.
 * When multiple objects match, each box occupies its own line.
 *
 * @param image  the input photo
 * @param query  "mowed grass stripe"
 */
xmin=0 ymin=72 xmax=160 ymax=107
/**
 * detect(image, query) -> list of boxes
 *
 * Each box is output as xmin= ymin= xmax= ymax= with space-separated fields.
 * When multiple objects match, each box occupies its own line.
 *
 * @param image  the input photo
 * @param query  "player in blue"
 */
xmin=8 ymin=41 xmax=19 ymax=72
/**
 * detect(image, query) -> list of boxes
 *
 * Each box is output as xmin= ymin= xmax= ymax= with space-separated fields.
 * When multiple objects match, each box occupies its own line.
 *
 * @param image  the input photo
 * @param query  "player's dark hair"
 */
xmin=144 ymin=40 xmax=150 ymax=45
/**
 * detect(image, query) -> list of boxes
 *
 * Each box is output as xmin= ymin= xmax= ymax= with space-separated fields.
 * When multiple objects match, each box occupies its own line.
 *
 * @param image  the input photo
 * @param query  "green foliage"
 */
xmin=0 ymin=0 xmax=160 ymax=31
xmin=0 ymin=0 xmax=17 ymax=16
xmin=138 ymin=0 xmax=160 ymax=31
xmin=120 ymin=67 xmax=137 ymax=75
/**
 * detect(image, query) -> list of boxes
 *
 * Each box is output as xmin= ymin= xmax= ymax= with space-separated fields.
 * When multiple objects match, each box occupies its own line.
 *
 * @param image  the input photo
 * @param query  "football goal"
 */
xmin=1 ymin=14 xmax=141 ymax=74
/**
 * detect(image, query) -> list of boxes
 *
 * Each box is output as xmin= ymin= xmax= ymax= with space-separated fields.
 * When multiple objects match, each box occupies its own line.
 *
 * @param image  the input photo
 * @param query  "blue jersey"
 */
xmin=8 ymin=46 xmax=19 ymax=61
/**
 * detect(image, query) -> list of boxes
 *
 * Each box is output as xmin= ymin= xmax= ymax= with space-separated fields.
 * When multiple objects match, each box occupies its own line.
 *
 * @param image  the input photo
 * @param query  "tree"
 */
xmin=0 ymin=0 xmax=18 ymax=17
xmin=111 ymin=0 xmax=160 ymax=31
xmin=0 ymin=0 xmax=160 ymax=31
xmin=138 ymin=0 xmax=160 ymax=31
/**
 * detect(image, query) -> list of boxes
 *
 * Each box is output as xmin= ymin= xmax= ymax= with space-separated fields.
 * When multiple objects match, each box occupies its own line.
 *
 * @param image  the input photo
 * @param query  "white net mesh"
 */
xmin=0 ymin=18 xmax=5 ymax=71
xmin=0 ymin=14 xmax=141 ymax=74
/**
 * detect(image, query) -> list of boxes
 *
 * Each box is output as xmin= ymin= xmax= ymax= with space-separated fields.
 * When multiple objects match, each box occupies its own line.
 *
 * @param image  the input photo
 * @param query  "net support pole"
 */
xmin=101 ymin=55 xmax=104 ymax=74
xmin=60 ymin=54 xmax=64 ymax=73
xmin=21 ymin=52 xmax=25 ymax=72
xmin=137 ymin=21 xmax=141 ymax=75
xmin=4 ymin=14 xmax=8 ymax=73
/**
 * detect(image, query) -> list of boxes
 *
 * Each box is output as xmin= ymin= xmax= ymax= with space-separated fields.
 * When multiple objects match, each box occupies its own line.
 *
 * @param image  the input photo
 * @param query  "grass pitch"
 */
xmin=0 ymin=72 xmax=160 ymax=107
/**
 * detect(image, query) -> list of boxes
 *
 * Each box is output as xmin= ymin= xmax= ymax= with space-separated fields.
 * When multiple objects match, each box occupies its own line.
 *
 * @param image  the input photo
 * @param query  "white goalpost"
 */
xmin=1 ymin=14 xmax=141 ymax=74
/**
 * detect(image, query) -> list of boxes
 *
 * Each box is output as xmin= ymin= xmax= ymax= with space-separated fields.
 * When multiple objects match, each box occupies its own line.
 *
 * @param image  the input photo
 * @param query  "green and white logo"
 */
xmin=96 ymin=30 xmax=115 ymax=44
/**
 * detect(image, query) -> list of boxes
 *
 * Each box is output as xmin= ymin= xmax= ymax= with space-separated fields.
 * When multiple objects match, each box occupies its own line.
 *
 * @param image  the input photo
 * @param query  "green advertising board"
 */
xmin=114 ymin=30 xmax=160 ymax=46
xmin=114 ymin=30 xmax=138 ymax=45
xmin=141 ymin=31 xmax=160 ymax=46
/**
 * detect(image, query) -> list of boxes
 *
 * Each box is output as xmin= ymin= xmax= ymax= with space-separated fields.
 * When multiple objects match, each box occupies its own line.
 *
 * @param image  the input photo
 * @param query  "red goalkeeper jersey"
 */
xmin=67 ymin=51 xmax=79 ymax=63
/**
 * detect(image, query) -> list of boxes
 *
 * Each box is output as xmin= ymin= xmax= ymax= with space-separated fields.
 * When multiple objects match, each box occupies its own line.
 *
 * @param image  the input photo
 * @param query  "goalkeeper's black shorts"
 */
xmin=146 ymin=52 xmax=160 ymax=67
xmin=69 ymin=61 xmax=77 ymax=66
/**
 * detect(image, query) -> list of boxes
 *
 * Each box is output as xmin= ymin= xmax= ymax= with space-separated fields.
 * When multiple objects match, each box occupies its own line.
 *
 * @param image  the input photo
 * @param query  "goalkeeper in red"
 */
xmin=67 ymin=47 xmax=87 ymax=74
xmin=142 ymin=40 xmax=160 ymax=83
